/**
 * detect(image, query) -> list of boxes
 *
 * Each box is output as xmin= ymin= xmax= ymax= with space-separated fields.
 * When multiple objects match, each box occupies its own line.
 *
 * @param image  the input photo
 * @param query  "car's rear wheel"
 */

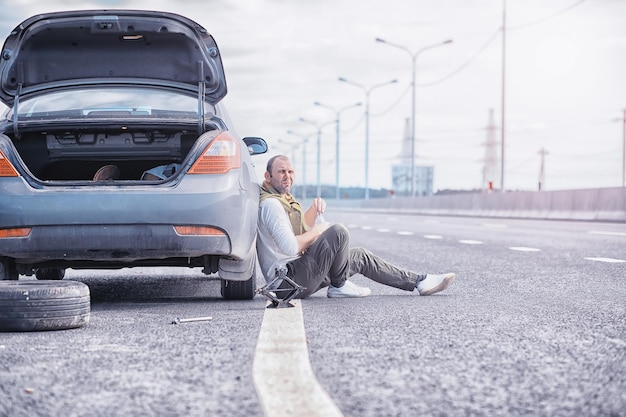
xmin=0 ymin=280 xmax=90 ymax=332
xmin=221 ymin=272 xmax=256 ymax=300
xmin=35 ymin=268 xmax=66 ymax=280
xmin=0 ymin=258 xmax=18 ymax=280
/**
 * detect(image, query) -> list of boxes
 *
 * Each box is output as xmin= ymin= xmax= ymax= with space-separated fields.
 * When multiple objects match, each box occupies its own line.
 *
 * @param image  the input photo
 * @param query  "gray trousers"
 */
xmin=285 ymin=224 xmax=423 ymax=298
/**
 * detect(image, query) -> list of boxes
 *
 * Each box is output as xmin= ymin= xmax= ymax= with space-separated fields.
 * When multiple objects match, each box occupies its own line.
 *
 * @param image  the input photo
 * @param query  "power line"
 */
xmin=418 ymin=29 xmax=501 ymax=87
xmin=308 ymin=0 xmax=596 ymax=190
xmin=508 ymin=0 xmax=586 ymax=30
xmin=370 ymin=84 xmax=411 ymax=117
xmin=413 ymin=0 xmax=586 ymax=88
xmin=339 ymin=113 xmax=364 ymax=134
xmin=367 ymin=28 xmax=502 ymax=113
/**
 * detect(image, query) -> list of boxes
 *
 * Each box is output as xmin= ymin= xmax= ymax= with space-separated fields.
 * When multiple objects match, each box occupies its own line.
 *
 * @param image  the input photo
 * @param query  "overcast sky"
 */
xmin=1 ymin=0 xmax=625 ymax=192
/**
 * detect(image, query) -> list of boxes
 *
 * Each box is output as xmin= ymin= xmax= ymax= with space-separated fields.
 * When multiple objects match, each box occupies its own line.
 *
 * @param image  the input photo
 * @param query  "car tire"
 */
xmin=35 ymin=268 xmax=66 ymax=280
xmin=221 ymin=273 xmax=256 ymax=300
xmin=0 ymin=280 xmax=90 ymax=332
xmin=0 ymin=257 xmax=18 ymax=280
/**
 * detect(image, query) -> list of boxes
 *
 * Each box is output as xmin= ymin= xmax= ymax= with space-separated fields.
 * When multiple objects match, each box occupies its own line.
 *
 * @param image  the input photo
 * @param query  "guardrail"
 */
xmin=327 ymin=187 xmax=626 ymax=223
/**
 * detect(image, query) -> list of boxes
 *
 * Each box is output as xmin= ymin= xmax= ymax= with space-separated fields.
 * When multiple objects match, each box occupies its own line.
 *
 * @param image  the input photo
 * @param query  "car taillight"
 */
xmin=0 ymin=150 xmax=19 ymax=177
xmin=0 ymin=228 xmax=31 ymax=238
xmin=174 ymin=226 xmax=225 ymax=236
xmin=188 ymin=132 xmax=241 ymax=175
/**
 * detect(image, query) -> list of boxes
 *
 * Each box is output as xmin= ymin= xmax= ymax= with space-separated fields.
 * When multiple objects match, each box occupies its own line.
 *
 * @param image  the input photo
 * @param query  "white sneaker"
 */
xmin=417 ymin=273 xmax=456 ymax=296
xmin=327 ymin=280 xmax=372 ymax=298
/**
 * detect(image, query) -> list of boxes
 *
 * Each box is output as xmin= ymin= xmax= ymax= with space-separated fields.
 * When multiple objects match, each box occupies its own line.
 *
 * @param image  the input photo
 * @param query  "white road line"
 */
xmin=423 ymin=235 xmax=443 ymax=240
xmin=397 ymin=231 xmax=414 ymax=236
xmin=588 ymin=231 xmax=626 ymax=237
xmin=509 ymin=247 xmax=541 ymax=252
xmin=361 ymin=226 xmax=372 ymax=230
xmin=459 ymin=240 xmax=484 ymax=245
xmin=253 ymin=300 xmax=344 ymax=417
xmin=585 ymin=257 xmax=626 ymax=263
xmin=377 ymin=228 xmax=390 ymax=233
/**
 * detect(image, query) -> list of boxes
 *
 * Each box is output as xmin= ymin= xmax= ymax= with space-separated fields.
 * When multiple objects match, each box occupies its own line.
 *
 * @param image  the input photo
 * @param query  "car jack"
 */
xmin=257 ymin=265 xmax=305 ymax=308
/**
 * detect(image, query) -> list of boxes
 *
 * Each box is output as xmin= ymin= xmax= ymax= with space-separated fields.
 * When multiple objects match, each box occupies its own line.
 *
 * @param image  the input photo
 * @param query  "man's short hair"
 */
xmin=266 ymin=154 xmax=289 ymax=174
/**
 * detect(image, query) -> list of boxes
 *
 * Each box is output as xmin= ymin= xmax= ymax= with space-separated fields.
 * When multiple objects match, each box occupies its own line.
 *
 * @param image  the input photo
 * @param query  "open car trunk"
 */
xmin=5 ymin=127 xmax=205 ymax=182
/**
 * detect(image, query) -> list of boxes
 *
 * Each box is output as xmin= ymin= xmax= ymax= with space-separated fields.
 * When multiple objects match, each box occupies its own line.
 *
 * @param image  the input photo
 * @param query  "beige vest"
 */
xmin=259 ymin=182 xmax=307 ymax=235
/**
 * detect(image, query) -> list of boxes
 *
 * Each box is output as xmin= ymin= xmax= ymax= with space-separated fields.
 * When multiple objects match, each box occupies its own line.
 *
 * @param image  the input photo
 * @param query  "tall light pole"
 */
xmin=299 ymin=118 xmax=334 ymax=197
xmin=338 ymin=77 xmax=397 ymax=199
xmin=501 ymin=0 xmax=507 ymax=192
xmin=277 ymin=139 xmax=300 ymax=169
xmin=314 ymin=101 xmax=362 ymax=200
xmin=376 ymin=37 xmax=452 ymax=196
xmin=622 ymin=109 xmax=626 ymax=187
xmin=286 ymin=130 xmax=310 ymax=200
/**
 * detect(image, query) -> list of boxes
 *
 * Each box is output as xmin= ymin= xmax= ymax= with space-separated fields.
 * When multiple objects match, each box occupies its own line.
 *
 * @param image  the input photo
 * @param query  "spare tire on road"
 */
xmin=0 ymin=280 xmax=90 ymax=332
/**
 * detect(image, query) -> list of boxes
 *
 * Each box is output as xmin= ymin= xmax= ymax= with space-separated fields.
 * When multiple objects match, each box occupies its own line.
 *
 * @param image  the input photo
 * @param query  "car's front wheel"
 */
xmin=220 ymin=271 xmax=256 ymax=300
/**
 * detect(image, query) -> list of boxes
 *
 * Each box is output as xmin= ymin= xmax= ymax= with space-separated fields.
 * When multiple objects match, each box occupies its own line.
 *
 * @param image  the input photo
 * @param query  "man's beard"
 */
xmin=269 ymin=177 xmax=292 ymax=194
xmin=278 ymin=181 xmax=292 ymax=194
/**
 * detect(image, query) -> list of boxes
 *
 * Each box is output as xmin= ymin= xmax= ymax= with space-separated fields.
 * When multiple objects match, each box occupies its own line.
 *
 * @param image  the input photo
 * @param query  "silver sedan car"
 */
xmin=0 ymin=10 xmax=267 ymax=299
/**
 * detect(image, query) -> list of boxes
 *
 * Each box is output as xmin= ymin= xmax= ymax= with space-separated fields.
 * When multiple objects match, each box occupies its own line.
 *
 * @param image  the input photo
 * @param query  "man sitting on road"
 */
xmin=256 ymin=154 xmax=456 ymax=299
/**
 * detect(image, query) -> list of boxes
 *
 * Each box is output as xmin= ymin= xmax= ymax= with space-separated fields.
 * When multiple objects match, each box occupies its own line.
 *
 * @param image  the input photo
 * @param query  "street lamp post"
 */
xmin=299 ymin=118 xmax=334 ymax=197
xmin=277 ymin=139 xmax=299 ymax=168
xmin=622 ymin=109 xmax=626 ymax=187
xmin=375 ymin=37 xmax=452 ymax=196
xmin=286 ymin=130 xmax=310 ymax=200
xmin=314 ymin=101 xmax=362 ymax=200
xmin=338 ymin=77 xmax=397 ymax=199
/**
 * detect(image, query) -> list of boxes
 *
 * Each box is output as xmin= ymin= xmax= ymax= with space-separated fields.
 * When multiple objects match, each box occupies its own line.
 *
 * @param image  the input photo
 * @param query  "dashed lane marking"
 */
xmin=588 ymin=231 xmax=626 ymax=237
xmin=459 ymin=240 xmax=484 ymax=245
xmin=397 ymin=231 xmax=414 ymax=236
xmin=253 ymin=300 xmax=344 ymax=417
xmin=585 ymin=257 xmax=626 ymax=263
xmin=424 ymin=235 xmax=443 ymax=240
xmin=377 ymin=228 xmax=391 ymax=233
xmin=509 ymin=247 xmax=541 ymax=252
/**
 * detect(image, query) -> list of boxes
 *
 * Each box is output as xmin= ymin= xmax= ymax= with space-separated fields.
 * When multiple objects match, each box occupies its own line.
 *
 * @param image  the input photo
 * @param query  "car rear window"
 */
xmin=14 ymin=87 xmax=214 ymax=121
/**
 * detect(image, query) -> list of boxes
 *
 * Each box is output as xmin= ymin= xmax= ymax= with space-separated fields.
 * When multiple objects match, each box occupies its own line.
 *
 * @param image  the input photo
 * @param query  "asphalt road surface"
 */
xmin=1 ymin=211 xmax=624 ymax=417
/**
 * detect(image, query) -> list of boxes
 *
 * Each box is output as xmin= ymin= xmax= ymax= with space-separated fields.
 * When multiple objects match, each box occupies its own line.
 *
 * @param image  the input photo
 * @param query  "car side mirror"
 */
xmin=243 ymin=137 xmax=268 ymax=156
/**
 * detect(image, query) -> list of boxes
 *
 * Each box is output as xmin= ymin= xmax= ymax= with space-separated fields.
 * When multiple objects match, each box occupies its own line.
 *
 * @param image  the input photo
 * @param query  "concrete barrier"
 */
xmin=329 ymin=187 xmax=626 ymax=223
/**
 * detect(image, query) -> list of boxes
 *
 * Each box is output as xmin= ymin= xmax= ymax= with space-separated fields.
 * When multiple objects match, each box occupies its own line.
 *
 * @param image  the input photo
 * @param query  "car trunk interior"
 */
xmin=6 ymin=128 xmax=199 ymax=181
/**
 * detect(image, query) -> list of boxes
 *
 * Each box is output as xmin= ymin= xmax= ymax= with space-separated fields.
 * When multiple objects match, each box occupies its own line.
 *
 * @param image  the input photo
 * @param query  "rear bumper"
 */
xmin=1 ymin=224 xmax=231 ymax=262
xmin=0 ymin=174 xmax=259 ymax=269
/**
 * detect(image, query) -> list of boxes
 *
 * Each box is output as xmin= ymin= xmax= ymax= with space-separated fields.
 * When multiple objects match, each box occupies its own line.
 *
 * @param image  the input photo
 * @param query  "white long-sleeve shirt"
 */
xmin=257 ymin=198 xmax=301 ymax=282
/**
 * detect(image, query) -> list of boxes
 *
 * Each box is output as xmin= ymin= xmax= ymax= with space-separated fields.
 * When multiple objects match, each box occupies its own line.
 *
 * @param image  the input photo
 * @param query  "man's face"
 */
xmin=266 ymin=157 xmax=295 ymax=194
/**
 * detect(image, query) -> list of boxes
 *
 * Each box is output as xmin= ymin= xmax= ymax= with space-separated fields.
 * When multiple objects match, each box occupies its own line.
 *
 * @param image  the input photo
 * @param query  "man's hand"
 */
xmin=304 ymin=197 xmax=327 ymax=228
xmin=312 ymin=197 xmax=326 ymax=214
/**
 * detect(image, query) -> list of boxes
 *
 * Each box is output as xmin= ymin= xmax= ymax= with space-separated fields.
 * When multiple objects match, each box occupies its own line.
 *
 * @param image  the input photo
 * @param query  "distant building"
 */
xmin=392 ymin=165 xmax=433 ymax=196
xmin=392 ymin=118 xmax=434 ymax=196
